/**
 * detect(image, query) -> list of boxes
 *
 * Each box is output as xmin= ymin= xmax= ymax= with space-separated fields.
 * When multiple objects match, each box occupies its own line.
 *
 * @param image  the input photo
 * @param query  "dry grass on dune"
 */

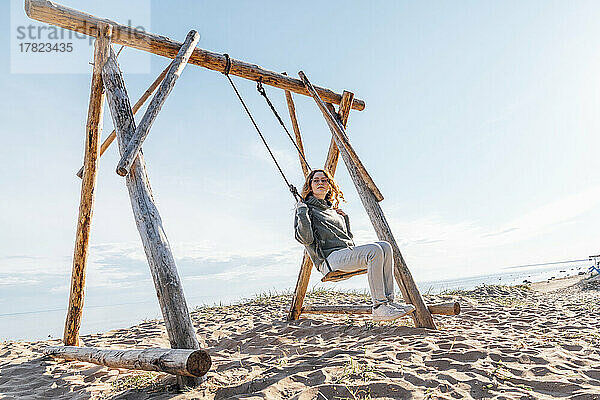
xmin=1 ymin=275 xmax=600 ymax=399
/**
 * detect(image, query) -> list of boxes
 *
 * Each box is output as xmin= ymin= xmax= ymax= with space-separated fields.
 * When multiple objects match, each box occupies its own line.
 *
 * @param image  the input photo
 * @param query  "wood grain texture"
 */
xmin=301 ymin=71 xmax=436 ymax=329
xmin=286 ymin=111 xmax=313 ymax=321
xmin=288 ymin=252 xmax=314 ymax=321
xmin=102 ymin=50 xmax=200 ymax=388
xmin=427 ymin=301 xmax=461 ymax=316
xmin=76 ymin=61 xmax=173 ymax=178
xmin=302 ymin=304 xmax=372 ymax=314
xmin=321 ymin=268 xmax=367 ymax=282
xmin=116 ymin=30 xmax=199 ymax=176
xmin=44 ymin=346 xmax=211 ymax=377
xmin=284 ymin=90 xmax=309 ymax=176
xmin=24 ymin=0 xmax=365 ymax=111
xmin=324 ymin=91 xmax=354 ymax=176
xmin=302 ymin=302 xmax=457 ymax=316
xmin=63 ymin=23 xmax=112 ymax=347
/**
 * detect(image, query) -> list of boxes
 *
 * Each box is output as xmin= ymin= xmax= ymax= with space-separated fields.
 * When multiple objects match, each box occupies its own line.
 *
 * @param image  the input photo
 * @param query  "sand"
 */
xmin=1 ymin=274 xmax=599 ymax=399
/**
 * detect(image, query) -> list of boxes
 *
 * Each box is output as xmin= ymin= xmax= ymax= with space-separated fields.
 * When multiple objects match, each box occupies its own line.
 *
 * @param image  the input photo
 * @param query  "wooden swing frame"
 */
xmin=25 ymin=0 xmax=459 ymax=388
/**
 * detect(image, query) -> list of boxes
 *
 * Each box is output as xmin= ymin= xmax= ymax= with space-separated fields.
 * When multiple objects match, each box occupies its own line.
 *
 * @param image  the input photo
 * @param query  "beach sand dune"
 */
xmin=1 ymin=275 xmax=599 ymax=399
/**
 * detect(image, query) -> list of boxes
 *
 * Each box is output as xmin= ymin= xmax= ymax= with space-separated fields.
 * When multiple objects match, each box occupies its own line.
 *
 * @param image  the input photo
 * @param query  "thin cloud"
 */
xmin=482 ymin=227 xmax=519 ymax=238
xmin=247 ymin=141 xmax=299 ymax=171
xmin=0 ymin=276 xmax=40 ymax=286
xmin=0 ymin=254 xmax=71 ymax=275
xmin=496 ymin=185 xmax=600 ymax=241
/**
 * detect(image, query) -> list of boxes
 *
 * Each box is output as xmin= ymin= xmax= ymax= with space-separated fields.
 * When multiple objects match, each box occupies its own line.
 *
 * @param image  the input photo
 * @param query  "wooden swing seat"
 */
xmin=321 ymin=268 xmax=367 ymax=282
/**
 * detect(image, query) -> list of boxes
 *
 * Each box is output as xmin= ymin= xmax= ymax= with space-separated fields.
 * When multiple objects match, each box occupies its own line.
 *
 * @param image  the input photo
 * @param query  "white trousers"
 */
xmin=325 ymin=241 xmax=395 ymax=307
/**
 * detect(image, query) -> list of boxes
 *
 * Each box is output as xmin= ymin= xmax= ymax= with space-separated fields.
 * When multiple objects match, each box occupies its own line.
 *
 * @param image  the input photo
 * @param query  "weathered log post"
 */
xmin=285 ymin=89 xmax=313 ymax=322
xmin=288 ymin=253 xmax=314 ymax=321
xmin=287 ymin=92 xmax=354 ymax=321
xmin=116 ymin=30 xmax=199 ymax=176
xmin=63 ymin=23 xmax=112 ymax=347
xmin=76 ymin=61 xmax=173 ymax=178
xmin=324 ymin=91 xmax=354 ymax=176
xmin=24 ymin=0 xmax=365 ymax=111
xmin=320 ymin=103 xmax=384 ymax=201
xmin=43 ymin=346 xmax=211 ymax=377
xmin=300 ymin=71 xmax=436 ymax=329
xmin=102 ymin=49 xmax=202 ymax=388
xmin=284 ymin=89 xmax=309 ymax=176
xmin=300 ymin=76 xmax=382 ymax=201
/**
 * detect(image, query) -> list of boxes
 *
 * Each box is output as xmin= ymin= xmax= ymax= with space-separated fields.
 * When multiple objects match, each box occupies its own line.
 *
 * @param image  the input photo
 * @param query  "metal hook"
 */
xmin=256 ymin=78 xmax=265 ymax=96
xmin=222 ymin=53 xmax=231 ymax=75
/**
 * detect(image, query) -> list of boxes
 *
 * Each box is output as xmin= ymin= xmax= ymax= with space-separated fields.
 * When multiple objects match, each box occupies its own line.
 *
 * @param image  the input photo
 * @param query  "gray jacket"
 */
xmin=294 ymin=195 xmax=355 ymax=274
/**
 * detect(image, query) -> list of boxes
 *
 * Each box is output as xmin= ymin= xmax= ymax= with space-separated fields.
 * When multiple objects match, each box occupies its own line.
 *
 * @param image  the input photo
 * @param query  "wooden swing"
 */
xmin=321 ymin=269 xmax=368 ymax=282
xmin=24 ymin=0 xmax=459 ymax=389
xmin=218 ymin=43 xmax=458 ymax=323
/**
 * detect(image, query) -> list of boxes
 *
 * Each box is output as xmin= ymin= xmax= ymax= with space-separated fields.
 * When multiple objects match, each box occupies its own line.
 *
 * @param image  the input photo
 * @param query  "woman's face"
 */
xmin=310 ymin=171 xmax=330 ymax=200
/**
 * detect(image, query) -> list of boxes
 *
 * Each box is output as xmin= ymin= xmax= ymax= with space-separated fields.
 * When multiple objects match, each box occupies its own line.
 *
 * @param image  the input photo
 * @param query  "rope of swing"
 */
xmin=256 ymin=79 xmax=311 ymax=173
xmin=221 ymin=55 xmax=337 ymax=270
xmin=222 ymin=53 xmax=306 ymax=200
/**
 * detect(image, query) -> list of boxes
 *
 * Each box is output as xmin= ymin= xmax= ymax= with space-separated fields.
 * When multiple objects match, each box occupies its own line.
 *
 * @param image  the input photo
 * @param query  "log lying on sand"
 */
xmin=24 ymin=0 xmax=365 ymax=111
xmin=43 ymin=346 xmax=211 ymax=377
xmin=302 ymin=302 xmax=460 ymax=316
xmin=428 ymin=301 xmax=461 ymax=316
xmin=302 ymin=305 xmax=372 ymax=315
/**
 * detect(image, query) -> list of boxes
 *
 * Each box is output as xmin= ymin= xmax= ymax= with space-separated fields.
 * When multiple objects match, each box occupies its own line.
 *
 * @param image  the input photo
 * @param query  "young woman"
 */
xmin=294 ymin=169 xmax=414 ymax=321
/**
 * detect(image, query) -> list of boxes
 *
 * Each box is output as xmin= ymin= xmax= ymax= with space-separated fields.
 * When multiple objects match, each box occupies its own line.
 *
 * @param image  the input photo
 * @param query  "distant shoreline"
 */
xmin=1 ymin=261 xmax=591 ymax=342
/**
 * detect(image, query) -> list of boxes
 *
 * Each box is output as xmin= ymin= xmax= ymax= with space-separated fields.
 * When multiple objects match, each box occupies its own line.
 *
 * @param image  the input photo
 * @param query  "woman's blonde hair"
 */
xmin=300 ymin=169 xmax=345 ymax=208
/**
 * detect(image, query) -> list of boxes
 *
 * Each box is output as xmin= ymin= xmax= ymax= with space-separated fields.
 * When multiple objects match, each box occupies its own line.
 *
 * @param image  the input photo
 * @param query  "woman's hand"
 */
xmin=296 ymin=200 xmax=308 ymax=210
xmin=335 ymin=208 xmax=347 ymax=216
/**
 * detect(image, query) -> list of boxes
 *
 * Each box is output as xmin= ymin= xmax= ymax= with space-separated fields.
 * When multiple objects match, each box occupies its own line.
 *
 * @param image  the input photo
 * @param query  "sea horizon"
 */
xmin=1 ymin=260 xmax=588 ymax=342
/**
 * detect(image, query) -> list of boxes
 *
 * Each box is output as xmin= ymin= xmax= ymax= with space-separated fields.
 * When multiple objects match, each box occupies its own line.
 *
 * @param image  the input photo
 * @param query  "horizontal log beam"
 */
xmin=43 ymin=346 xmax=211 ymax=377
xmin=24 ymin=0 xmax=365 ymax=111
xmin=302 ymin=304 xmax=371 ymax=315
xmin=301 ymin=301 xmax=460 ymax=316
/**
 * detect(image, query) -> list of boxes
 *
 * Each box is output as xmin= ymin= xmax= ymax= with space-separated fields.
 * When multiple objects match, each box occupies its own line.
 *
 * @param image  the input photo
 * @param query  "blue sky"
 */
xmin=2 ymin=0 xmax=600 ymax=334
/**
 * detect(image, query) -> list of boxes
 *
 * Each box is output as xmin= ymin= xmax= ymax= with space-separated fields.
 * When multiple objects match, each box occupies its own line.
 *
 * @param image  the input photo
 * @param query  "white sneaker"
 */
xmin=387 ymin=302 xmax=416 ymax=317
xmin=372 ymin=303 xmax=405 ymax=322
